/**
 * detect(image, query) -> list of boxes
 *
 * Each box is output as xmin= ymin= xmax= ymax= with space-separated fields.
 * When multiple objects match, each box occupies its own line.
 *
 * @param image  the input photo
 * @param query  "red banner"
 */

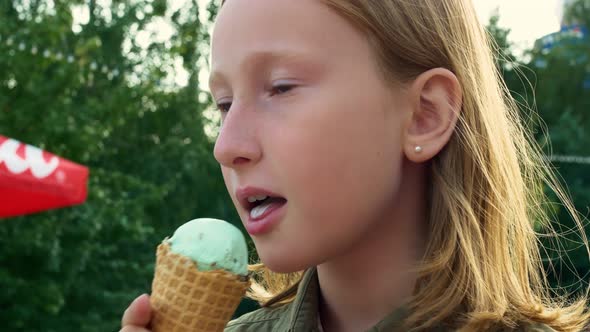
xmin=0 ymin=135 xmax=89 ymax=218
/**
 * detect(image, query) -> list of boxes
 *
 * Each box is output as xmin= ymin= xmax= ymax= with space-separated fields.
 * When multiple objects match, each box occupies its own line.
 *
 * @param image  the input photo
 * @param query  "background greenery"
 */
xmin=0 ymin=1 xmax=588 ymax=331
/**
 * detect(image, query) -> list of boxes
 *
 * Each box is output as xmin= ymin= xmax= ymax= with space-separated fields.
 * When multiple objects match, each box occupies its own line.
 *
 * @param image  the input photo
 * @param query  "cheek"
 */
xmin=254 ymin=82 xmax=406 ymax=271
xmin=273 ymin=91 xmax=405 ymax=236
xmin=220 ymin=167 xmax=232 ymax=192
xmin=259 ymin=129 xmax=404 ymax=272
xmin=220 ymin=167 xmax=241 ymax=213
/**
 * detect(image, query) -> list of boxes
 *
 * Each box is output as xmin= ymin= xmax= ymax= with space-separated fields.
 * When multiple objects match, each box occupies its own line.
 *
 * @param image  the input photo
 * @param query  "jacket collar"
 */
xmin=277 ymin=266 xmax=321 ymax=331
xmin=277 ymin=266 xmax=412 ymax=332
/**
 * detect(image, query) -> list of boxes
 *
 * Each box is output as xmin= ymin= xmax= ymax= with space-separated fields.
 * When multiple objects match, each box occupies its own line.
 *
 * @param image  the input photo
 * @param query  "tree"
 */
xmin=0 ymin=0 xmax=242 ymax=330
xmin=564 ymin=0 xmax=590 ymax=27
xmin=488 ymin=5 xmax=590 ymax=295
xmin=529 ymin=22 xmax=590 ymax=294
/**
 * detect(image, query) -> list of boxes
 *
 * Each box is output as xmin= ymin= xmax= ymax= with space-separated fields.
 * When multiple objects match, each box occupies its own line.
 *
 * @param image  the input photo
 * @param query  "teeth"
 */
xmin=247 ymin=195 xmax=268 ymax=203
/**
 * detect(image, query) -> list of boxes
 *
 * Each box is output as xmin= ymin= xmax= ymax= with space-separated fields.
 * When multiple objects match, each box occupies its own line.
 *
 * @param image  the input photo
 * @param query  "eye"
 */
xmin=270 ymin=84 xmax=296 ymax=96
xmin=216 ymin=101 xmax=232 ymax=113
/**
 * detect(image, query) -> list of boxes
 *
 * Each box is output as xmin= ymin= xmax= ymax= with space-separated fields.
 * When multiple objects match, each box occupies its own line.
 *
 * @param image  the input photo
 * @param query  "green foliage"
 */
xmin=529 ymin=32 xmax=590 ymax=293
xmin=0 ymin=0 xmax=246 ymax=330
xmin=487 ymin=7 xmax=590 ymax=295
xmin=564 ymin=0 xmax=590 ymax=27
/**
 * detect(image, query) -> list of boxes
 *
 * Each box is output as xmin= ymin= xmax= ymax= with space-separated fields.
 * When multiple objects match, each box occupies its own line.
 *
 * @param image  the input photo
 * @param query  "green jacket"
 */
xmin=225 ymin=267 xmax=555 ymax=332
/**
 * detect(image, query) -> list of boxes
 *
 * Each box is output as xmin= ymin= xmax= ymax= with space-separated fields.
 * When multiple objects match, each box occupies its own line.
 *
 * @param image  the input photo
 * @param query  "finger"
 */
xmin=121 ymin=294 xmax=152 ymax=328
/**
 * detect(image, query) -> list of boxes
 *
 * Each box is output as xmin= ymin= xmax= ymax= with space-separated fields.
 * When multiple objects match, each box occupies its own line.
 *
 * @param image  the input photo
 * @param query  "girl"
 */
xmin=120 ymin=0 xmax=590 ymax=331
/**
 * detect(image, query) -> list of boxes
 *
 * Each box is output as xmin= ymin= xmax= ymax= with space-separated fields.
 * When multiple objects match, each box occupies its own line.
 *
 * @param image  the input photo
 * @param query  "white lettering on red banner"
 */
xmin=0 ymin=139 xmax=60 ymax=179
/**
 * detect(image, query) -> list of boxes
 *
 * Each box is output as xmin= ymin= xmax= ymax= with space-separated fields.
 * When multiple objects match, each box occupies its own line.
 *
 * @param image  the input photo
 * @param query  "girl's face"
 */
xmin=210 ymin=0 xmax=411 ymax=272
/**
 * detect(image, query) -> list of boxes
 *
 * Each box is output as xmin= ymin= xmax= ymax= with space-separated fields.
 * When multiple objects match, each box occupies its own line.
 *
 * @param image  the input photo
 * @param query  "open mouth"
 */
xmin=247 ymin=196 xmax=287 ymax=219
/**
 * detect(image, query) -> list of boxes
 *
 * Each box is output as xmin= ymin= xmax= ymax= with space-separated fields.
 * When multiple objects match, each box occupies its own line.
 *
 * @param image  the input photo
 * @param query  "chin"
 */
xmin=257 ymin=249 xmax=314 ymax=273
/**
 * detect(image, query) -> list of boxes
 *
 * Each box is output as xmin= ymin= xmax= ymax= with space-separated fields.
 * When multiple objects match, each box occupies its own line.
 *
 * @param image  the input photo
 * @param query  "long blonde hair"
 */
xmin=218 ymin=0 xmax=590 ymax=330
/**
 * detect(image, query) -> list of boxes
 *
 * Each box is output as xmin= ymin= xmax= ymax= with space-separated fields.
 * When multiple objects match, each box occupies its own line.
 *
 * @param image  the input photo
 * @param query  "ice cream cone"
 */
xmin=150 ymin=242 xmax=250 ymax=332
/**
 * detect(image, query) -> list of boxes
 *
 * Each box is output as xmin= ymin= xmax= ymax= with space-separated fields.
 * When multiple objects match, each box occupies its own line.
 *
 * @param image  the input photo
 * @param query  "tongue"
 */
xmin=251 ymin=197 xmax=286 ymax=218
xmin=257 ymin=197 xmax=286 ymax=209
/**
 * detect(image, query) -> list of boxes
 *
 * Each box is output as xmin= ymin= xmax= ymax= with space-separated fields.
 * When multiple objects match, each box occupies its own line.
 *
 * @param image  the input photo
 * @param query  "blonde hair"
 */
xmin=219 ymin=0 xmax=590 ymax=330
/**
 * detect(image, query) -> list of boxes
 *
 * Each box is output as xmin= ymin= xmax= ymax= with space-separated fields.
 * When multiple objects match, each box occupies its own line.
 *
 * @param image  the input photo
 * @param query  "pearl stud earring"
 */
xmin=415 ymin=146 xmax=423 ymax=153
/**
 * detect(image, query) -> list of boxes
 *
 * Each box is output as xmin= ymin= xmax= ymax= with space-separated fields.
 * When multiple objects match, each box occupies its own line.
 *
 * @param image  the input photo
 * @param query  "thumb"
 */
xmin=121 ymin=294 xmax=152 ymax=327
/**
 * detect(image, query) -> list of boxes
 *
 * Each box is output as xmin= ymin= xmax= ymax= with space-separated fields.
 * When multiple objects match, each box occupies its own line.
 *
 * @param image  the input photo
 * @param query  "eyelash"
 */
xmin=216 ymin=102 xmax=232 ymax=113
xmin=215 ymin=84 xmax=296 ymax=113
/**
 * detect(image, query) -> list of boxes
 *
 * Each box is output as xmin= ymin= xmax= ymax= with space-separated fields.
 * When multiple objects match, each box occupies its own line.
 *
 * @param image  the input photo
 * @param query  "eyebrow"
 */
xmin=208 ymin=50 xmax=315 ymax=91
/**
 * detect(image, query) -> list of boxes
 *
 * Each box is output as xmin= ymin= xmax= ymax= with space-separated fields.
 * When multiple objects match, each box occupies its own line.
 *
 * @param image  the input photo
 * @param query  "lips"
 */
xmin=235 ymin=186 xmax=287 ymax=213
xmin=234 ymin=186 xmax=288 ymax=235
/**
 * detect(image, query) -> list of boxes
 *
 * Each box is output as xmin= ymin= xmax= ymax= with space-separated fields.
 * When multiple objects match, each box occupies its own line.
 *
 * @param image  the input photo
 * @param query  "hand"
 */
xmin=120 ymin=294 xmax=153 ymax=332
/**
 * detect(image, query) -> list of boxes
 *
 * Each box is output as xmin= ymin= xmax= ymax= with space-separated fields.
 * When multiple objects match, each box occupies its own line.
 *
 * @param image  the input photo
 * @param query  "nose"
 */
xmin=213 ymin=104 xmax=262 ymax=169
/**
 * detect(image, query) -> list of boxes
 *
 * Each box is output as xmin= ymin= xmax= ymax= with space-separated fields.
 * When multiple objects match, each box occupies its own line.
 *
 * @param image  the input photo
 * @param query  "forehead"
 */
xmin=209 ymin=0 xmax=370 ymax=83
xmin=212 ymin=0 xmax=333 ymax=42
xmin=208 ymin=50 xmax=318 ymax=89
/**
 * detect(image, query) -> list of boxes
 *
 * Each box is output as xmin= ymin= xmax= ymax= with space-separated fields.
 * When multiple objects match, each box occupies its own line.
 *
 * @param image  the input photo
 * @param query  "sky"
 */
xmin=472 ymin=0 xmax=563 ymax=49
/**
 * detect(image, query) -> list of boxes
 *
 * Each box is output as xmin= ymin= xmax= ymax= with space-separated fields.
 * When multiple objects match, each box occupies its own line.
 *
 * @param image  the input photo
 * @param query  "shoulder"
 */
xmin=224 ymin=304 xmax=291 ymax=332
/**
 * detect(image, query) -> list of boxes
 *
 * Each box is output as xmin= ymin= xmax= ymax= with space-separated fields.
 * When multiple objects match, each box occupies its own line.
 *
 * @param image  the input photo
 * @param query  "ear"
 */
xmin=403 ymin=68 xmax=462 ymax=163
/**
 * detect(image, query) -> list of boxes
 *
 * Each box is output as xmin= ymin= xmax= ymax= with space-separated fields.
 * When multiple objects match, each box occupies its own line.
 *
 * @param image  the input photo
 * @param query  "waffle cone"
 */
xmin=150 ymin=242 xmax=250 ymax=332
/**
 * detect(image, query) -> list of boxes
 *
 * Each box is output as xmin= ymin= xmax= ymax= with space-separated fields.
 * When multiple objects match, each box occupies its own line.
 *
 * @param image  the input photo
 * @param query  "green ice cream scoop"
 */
xmin=167 ymin=218 xmax=248 ymax=276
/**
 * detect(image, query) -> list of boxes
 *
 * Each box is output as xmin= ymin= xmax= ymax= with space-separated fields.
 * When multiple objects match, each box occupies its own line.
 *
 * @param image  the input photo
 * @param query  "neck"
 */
xmin=316 ymin=161 xmax=427 ymax=332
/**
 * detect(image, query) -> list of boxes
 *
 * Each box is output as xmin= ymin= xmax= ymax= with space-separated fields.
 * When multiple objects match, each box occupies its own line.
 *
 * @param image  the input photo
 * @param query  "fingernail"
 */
xmin=131 ymin=294 xmax=146 ymax=306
